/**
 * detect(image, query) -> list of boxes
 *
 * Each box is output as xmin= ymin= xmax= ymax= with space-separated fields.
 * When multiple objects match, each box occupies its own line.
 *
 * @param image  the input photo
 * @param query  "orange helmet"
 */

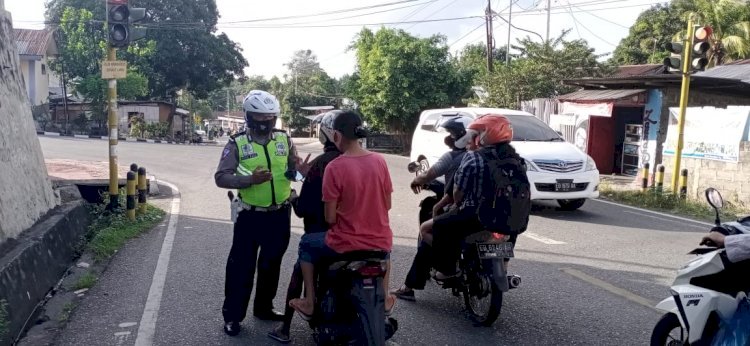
xmin=467 ymin=114 xmax=513 ymax=147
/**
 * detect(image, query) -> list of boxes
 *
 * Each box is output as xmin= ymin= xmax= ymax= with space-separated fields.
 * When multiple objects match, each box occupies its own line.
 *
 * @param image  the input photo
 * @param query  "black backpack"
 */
xmin=475 ymin=146 xmax=531 ymax=236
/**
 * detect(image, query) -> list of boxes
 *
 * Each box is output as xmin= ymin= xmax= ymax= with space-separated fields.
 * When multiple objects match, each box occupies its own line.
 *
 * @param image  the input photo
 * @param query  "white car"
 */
xmin=410 ymin=107 xmax=600 ymax=211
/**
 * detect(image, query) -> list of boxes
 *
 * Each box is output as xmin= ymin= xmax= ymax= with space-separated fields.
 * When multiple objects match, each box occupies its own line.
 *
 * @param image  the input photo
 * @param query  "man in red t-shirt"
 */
xmin=289 ymin=111 xmax=395 ymax=319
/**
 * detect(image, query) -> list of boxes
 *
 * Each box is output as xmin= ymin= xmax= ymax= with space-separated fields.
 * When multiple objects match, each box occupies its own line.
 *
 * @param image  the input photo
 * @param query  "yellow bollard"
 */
xmin=655 ymin=165 xmax=665 ymax=193
xmin=127 ymin=171 xmax=137 ymax=221
xmin=679 ymin=169 xmax=689 ymax=199
xmin=138 ymin=167 xmax=147 ymax=214
xmin=130 ymin=163 xmax=139 ymax=210
xmin=641 ymin=162 xmax=650 ymax=192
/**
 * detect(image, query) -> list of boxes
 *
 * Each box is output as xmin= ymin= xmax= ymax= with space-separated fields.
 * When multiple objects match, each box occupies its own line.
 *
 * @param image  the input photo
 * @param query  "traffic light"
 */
xmin=692 ymin=25 xmax=712 ymax=71
xmin=107 ymin=0 xmax=147 ymax=48
xmin=663 ymin=42 xmax=683 ymax=72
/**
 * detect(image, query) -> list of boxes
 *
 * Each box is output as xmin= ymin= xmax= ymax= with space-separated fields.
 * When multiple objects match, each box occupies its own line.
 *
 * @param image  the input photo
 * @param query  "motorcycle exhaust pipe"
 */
xmin=508 ymin=275 xmax=522 ymax=289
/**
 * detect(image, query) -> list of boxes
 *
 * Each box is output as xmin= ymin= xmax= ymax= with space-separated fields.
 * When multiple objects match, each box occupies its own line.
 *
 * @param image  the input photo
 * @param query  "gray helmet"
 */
xmin=318 ymin=110 xmax=343 ymax=145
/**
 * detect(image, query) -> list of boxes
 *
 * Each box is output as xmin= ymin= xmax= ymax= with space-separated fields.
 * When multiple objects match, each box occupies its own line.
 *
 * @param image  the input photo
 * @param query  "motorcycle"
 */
xmin=650 ymin=187 xmax=750 ymax=346
xmin=305 ymin=251 xmax=398 ymax=345
xmin=407 ymin=159 xmax=521 ymax=326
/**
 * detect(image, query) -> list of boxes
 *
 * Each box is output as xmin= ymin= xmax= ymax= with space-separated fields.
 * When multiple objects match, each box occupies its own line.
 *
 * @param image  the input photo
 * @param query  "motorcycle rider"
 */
xmin=392 ymin=116 xmax=472 ymax=301
xmin=267 ymin=111 xmax=343 ymax=344
xmin=289 ymin=110 xmax=396 ymax=319
xmin=431 ymin=114 xmax=526 ymax=281
xmin=702 ymin=232 xmax=750 ymax=263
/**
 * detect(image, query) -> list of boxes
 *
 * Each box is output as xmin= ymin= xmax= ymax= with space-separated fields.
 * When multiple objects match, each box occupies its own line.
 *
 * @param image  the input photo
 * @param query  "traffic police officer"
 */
xmin=215 ymin=90 xmax=303 ymax=336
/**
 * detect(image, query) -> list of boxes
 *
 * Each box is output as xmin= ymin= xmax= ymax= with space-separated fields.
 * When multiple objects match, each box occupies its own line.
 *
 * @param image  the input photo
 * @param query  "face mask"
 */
xmin=248 ymin=118 xmax=274 ymax=135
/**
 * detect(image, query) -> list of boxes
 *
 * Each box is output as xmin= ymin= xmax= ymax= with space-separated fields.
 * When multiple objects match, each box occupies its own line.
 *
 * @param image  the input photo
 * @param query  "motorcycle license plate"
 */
xmin=476 ymin=242 xmax=514 ymax=259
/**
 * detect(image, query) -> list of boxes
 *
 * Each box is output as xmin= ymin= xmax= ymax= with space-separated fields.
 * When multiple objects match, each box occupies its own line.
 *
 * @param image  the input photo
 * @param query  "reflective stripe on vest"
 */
xmin=234 ymin=133 xmax=291 ymax=207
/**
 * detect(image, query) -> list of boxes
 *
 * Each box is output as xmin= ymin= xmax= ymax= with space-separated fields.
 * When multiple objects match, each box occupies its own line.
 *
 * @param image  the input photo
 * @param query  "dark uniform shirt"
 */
xmin=292 ymin=145 xmax=341 ymax=234
xmin=214 ymin=130 xmax=298 ymax=190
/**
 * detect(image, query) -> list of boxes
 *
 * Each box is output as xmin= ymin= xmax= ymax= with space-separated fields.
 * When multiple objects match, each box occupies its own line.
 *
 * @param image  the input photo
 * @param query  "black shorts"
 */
xmin=432 ymin=208 xmax=518 ymax=245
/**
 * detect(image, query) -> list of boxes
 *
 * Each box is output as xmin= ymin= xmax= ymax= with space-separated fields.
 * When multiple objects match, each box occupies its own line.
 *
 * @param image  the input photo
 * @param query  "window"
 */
xmin=420 ymin=112 xmax=442 ymax=131
xmin=41 ymin=64 xmax=46 ymax=75
xmin=506 ymin=115 xmax=563 ymax=142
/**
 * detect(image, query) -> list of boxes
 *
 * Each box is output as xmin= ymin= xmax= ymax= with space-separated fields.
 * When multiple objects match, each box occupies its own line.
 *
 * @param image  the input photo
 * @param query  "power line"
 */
xmin=399 ymin=0 xmax=440 ymax=22
xmin=406 ymin=0 xmax=459 ymax=30
xmin=220 ymin=0 xmax=424 ymax=24
xmin=493 ymin=12 xmax=544 ymax=41
xmin=563 ymin=0 xmax=618 ymax=47
xmin=571 ymin=3 xmax=630 ymax=29
xmin=449 ymin=21 xmax=486 ymax=48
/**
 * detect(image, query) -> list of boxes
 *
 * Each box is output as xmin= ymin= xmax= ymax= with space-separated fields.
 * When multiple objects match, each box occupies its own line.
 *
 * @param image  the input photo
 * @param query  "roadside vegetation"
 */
xmin=599 ymin=185 xmax=748 ymax=222
xmin=0 ymin=300 xmax=8 ymax=344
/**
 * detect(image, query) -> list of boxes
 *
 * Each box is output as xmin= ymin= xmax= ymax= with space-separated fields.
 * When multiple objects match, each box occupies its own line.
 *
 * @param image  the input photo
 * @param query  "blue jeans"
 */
xmin=298 ymin=232 xmax=338 ymax=264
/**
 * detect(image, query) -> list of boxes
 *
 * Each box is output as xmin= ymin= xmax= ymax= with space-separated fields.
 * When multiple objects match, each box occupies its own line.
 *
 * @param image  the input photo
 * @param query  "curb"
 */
xmin=37 ymin=133 xmax=220 ymax=146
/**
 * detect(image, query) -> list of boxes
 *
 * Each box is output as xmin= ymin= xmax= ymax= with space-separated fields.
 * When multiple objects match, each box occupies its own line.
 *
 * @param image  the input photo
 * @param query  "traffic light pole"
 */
xmin=670 ymin=14 xmax=695 ymax=194
xmin=107 ymin=46 xmax=120 ymax=210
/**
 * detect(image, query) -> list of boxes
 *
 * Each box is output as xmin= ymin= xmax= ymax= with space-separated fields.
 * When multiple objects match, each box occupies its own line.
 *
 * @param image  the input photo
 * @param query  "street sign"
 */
xmin=102 ymin=60 xmax=127 ymax=79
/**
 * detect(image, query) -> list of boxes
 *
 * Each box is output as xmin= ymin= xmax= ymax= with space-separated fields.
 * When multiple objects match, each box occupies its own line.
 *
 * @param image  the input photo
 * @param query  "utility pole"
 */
xmin=506 ymin=0 xmax=512 ymax=65
xmin=485 ymin=0 xmax=494 ymax=72
xmin=106 ymin=46 xmax=119 ymax=210
xmin=546 ymin=0 xmax=551 ymax=43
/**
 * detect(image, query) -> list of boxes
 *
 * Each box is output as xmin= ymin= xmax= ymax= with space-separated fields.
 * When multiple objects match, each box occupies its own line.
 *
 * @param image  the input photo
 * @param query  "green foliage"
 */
xmin=87 ymin=202 xmax=165 ymax=262
xmin=59 ymin=302 xmax=75 ymax=322
xmin=47 ymin=0 xmax=248 ymax=99
xmin=349 ymin=28 xmax=470 ymax=136
xmin=479 ymin=30 xmax=613 ymax=108
xmin=73 ymin=273 xmax=98 ymax=290
xmin=600 ymin=185 xmax=747 ymax=222
xmin=143 ymin=122 xmax=170 ymax=139
xmin=612 ymin=0 xmax=750 ymax=66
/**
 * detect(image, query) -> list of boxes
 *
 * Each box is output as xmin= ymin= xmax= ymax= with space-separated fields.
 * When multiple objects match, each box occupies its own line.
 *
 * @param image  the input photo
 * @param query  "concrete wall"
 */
xmin=662 ymin=142 xmax=750 ymax=203
xmin=0 ymin=6 xmax=58 ymax=244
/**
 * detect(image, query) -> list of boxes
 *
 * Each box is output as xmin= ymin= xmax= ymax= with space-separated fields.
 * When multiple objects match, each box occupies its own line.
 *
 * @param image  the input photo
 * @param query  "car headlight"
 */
xmin=585 ymin=156 xmax=597 ymax=171
xmin=525 ymin=161 xmax=538 ymax=172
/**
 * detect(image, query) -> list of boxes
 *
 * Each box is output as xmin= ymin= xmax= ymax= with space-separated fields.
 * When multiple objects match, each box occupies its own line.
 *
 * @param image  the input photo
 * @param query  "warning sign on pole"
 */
xmin=102 ymin=60 xmax=127 ymax=79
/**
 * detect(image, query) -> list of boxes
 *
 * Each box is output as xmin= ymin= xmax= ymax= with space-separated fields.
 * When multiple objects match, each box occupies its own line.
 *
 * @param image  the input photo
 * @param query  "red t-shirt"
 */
xmin=322 ymin=152 xmax=393 ymax=253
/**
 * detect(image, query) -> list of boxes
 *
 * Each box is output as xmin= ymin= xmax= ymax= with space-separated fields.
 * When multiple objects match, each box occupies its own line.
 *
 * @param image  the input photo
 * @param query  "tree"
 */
xmin=480 ymin=30 xmax=613 ymax=108
xmin=46 ymin=0 xmax=248 ymax=99
xmin=612 ymin=0 xmax=750 ymax=66
xmin=277 ymin=50 xmax=338 ymax=133
xmin=51 ymin=7 xmax=149 ymax=133
xmin=349 ymin=27 xmax=470 ymax=145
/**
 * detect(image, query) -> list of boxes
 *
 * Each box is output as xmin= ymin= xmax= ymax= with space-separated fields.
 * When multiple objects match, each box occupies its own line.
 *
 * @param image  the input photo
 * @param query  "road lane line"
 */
xmin=522 ymin=232 xmax=566 ymax=245
xmin=134 ymin=180 xmax=180 ymax=346
xmin=560 ymin=268 xmax=659 ymax=312
xmin=593 ymin=199 xmax=712 ymax=227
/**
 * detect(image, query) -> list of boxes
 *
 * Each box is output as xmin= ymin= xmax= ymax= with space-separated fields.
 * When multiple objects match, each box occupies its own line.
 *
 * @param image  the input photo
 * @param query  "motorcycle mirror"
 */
xmin=285 ymin=170 xmax=305 ymax=182
xmin=705 ymin=188 xmax=724 ymax=225
xmin=407 ymin=161 xmax=419 ymax=173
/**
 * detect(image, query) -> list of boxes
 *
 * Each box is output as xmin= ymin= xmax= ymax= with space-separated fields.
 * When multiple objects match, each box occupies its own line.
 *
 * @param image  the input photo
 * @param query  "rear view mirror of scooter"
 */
xmin=705 ymin=187 xmax=724 ymax=226
xmin=407 ymin=161 xmax=420 ymax=173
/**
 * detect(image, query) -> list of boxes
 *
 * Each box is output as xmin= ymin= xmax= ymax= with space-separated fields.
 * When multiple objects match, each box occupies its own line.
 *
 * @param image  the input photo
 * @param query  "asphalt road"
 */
xmin=37 ymin=136 xmax=714 ymax=346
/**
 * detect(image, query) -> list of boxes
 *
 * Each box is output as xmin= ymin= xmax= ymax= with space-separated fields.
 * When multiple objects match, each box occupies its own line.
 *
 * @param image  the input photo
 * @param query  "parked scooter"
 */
xmin=651 ymin=187 xmax=750 ymax=345
xmin=407 ymin=159 xmax=520 ymax=326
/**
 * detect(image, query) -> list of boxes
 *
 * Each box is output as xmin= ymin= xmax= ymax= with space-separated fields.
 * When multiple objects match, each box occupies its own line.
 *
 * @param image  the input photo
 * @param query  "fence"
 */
xmin=520 ymin=98 xmax=558 ymax=125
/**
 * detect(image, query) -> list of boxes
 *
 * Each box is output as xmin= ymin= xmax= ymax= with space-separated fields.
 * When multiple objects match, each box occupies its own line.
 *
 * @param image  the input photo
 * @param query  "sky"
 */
xmin=6 ymin=0 xmax=664 ymax=80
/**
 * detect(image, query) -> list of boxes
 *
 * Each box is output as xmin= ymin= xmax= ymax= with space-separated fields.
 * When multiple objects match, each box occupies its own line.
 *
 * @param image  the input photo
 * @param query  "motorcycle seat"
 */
xmin=324 ymin=250 xmax=389 ymax=271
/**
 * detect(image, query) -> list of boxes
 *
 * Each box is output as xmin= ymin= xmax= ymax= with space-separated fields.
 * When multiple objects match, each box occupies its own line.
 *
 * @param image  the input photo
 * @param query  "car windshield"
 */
xmin=506 ymin=114 xmax=563 ymax=142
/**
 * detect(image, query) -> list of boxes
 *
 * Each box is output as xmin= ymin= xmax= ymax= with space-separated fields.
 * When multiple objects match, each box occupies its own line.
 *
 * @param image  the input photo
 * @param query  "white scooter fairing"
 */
xmin=655 ymin=250 xmax=739 ymax=344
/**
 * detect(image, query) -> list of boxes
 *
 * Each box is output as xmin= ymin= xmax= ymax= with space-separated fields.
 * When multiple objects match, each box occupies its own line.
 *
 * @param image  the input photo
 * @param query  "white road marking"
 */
xmin=622 ymin=210 xmax=706 ymax=229
xmin=522 ymin=232 xmax=566 ymax=245
xmin=593 ymin=199 xmax=712 ymax=227
xmin=561 ymin=268 xmax=659 ymax=312
xmin=134 ymin=180 xmax=180 ymax=346
xmin=118 ymin=322 xmax=137 ymax=328
xmin=114 ymin=332 xmax=131 ymax=336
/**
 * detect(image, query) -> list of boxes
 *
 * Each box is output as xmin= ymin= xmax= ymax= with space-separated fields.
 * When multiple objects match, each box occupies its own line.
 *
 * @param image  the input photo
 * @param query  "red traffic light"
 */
xmin=109 ymin=5 xmax=129 ymax=22
xmin=695 ymin=26 xmax=713 ymax=40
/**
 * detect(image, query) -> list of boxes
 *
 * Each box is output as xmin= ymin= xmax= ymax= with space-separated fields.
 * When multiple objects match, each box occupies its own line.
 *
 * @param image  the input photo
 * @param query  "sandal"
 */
xmin=391 ymin=286 xmax=416 ymax=302
xmin=267 ymin=325 xmax=291 ymax=344
xmin=433 ymin=270 xmax=461 ymax=284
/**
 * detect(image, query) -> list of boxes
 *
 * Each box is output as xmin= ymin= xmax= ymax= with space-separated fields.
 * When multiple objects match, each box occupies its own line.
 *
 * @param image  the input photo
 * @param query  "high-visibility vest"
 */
xmin=234 ymin=132 xmax=291 ymax=207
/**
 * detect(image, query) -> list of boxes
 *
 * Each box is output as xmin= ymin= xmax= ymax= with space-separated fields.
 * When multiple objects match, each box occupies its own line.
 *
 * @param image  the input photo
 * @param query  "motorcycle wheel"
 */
xmin=650 ymin=313 xmax=687 ymax=346
xmin=463 ymin=274 xmax=503 ymax=326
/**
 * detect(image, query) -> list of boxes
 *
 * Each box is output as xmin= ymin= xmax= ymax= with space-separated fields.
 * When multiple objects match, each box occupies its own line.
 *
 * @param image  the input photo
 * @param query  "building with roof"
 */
xmin=13 ymin=28 xmax=58 ymax=106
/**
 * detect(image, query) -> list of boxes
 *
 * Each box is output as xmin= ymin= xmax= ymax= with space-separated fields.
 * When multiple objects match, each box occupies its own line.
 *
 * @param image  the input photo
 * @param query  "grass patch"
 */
xmin=0 ymin=300 xmax=8 ymax=344
xmin=59 ymin=302 xmax=75 ymax=323
xmin=599 ymin=186 xmax=747 ymax=222
xmin=85 ymin=194 xmax=166 ymax=262
xmin=73 ymin=273 xmax=98 ymax=291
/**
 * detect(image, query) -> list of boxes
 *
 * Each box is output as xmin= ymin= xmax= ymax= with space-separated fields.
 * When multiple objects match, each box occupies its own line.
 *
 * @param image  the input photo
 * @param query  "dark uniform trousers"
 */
xmin=222 ymin=205 xmax=291 ymax=323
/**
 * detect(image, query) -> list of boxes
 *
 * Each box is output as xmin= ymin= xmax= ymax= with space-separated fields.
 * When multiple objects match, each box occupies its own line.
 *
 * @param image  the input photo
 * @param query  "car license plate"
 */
xmin=476 ymin=242 xmax=514 ymax=259
xmin=555 ymin=179 xmax=574 ymax=192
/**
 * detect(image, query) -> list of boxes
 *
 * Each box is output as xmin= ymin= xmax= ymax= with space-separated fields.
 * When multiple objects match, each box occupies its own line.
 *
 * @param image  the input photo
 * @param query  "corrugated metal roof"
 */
xmin=13 ymin=28 xmax=56 ymax=57
xmin=723 ymin=59 xmax=750 ymax=65
xmin=613 ymin=64 xmax=665 ymax=77
xmin=695 ymin=64 xmax=750 ymax=83
xmin=557 ymin=89 xmax=647 ymax=102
